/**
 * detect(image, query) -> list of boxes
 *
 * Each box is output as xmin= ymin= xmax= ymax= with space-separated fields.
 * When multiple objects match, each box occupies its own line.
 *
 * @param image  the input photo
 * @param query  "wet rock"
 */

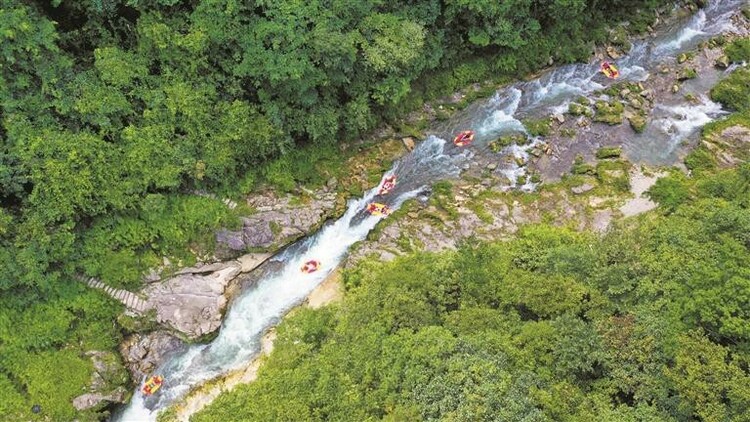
xmin=678 ymin=68 xmax=698 ymax=81
xmin=515 ymin=156 xmax=528 ymax=167
xmin=236 ymin=252 xmax=272 ymax=273
xmin=242 ymin=219 xmax=275 ymax=248
xmin=552 ymin=113 xmax=565 ymax=124
xmin=715 ymin=55 xmax=730 ymax=69
xmin=629 ymin=115 xmax=647 ymax=133
xmin=71 ymin=350 xmax=129 ymax=410
xmin=216 ymin=229 xmax=248 ymax=252
xmin=144 ymin=262 xmax=242 ymax=339
xmin=402 ymin=137 xmax=416 ymax=151
xmin=216 ymin=191 xmax=337 ymax=257
xmin=571 ymin=184 xmax=594 ymax=194
xmin=120 ymin=332 xmax=185 ymax=381
xmin=606 ymin=46 xmax=621 ymax=59
xmin=73 ymin=388 xmax=127 ymax=411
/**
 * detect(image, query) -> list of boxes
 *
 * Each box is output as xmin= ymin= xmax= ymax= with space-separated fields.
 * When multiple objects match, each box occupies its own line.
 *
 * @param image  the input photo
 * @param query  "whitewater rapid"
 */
xmin=115 ymin=1 xmax=746 ymax=419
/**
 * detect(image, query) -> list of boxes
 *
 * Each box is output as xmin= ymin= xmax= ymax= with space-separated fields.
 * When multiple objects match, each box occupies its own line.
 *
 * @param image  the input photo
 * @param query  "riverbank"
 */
xmin=148 ymin=5 xmax=750 ymax=419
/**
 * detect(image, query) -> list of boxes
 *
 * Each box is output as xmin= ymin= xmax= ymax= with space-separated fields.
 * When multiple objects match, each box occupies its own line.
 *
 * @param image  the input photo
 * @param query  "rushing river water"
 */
xmin=116 ymin=1 xmax=745 ymax=419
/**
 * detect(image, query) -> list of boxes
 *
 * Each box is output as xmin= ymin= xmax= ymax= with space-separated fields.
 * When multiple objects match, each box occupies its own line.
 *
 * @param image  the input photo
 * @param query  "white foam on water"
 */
xmin=656 ymin=9 xmax=708 ymax=55
xmin=477 ymin=88 xmax=525 ymax=136
xmin=116 ymin=138 xmax=456 ymax=422
xmin=114 ymin=1 xmax=744 ymax=419
xmin=653 ymin=97 xmax=724 ymax=140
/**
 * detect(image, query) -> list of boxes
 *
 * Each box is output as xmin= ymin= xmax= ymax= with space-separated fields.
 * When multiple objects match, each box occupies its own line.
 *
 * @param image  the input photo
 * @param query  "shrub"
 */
xmin=685 ymin=146 xmax=717 ymax=173
xmin=596 ymin=147 xmax=622 ymax=159
xmin=724 ymin=38 xmax=750 ymax=63
xmin=523 ymin=119 xmax=552 ymax=137
xmin=647 ymin=172 xmax=692 ymax=212
xmin=710 ymin=68 xmax=750 ymax=111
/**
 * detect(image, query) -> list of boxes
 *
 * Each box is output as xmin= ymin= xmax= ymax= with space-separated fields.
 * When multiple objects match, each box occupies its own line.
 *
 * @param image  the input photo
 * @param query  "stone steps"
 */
xmin=80 ymin=276 xmax=149 ymax=313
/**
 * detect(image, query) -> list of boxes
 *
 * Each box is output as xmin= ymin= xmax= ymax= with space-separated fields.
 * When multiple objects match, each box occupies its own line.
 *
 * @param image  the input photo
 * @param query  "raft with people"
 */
xmin=366 ymin=203 xmax=392 ymax=216
xmin=142 ymin=375 xmax=164 ymax=396
xmin=453 ymin=130 xmax=475 ymax=146
xmin=600 ymin=61 xmax=620 ymax=79
xmin=301 ymin=260 xmax=320 ymax=273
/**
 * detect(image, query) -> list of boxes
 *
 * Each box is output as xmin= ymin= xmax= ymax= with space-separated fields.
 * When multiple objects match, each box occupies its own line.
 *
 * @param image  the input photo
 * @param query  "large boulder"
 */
xmin=143 ymin=262 xmax=242 ymax=339
xmin=119 ymin=331 xmax=185 ymax=381
xmin=216 ymin=190 xmax=337 ymax=257
xmin=71 ymin=351 xmax=129 ymax=411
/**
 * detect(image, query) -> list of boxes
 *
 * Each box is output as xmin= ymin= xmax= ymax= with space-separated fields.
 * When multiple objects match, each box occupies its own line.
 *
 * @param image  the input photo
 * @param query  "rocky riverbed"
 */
xmin=105 ymin=3 xmax=750 ymax=417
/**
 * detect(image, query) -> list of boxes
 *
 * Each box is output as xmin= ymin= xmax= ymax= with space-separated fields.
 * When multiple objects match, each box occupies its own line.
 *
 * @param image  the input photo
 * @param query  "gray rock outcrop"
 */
xmin=120 ymin=331 xmax=185 ymax=382
xmin=71 ymin=351 xmax=129 ymax=411
xmin=216 ymin=191 xmax=337 ymax=257
xmin=143 ymin=262 xmax=242 ymax=339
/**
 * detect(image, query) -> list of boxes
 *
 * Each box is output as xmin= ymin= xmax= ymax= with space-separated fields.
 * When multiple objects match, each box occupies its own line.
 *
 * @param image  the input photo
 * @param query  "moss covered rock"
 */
xmin=596 ymin=146 xmax=622 ymax=159
xmin=628 ymin=114 xmax=647 ymax=133
xmin=678 ymin=68 xmax=698 ymax=81
xmin=593 ymin=100 xmax=624 ymax=125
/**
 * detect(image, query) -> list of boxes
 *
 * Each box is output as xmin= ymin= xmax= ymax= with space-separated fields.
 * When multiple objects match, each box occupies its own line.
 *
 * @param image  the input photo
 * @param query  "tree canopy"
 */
xmin=195 ymin=164 xmax=750 ymax=422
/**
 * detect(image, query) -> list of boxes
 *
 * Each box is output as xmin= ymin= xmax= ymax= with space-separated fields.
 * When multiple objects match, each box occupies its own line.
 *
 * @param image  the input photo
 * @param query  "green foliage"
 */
xmin=647 ymin=171 xmax=692 ymax=213
xmin=0 ymin=0 xmax=691 ymax=417
xmin=78 ymin=195 xmax=239 ymax=288
xmin=724 ymin=38 xmax=750 ymax=63
xmin=710 ymin=68 xmax=750 ymax=111
xmin=593 ymin=100 xmax=624 ymax=125
xmin=523 ymin=118 xmax=552 ymax=137
xmin=0 ymin=285 xmax=124 ymax=420
xmin=596 ymin=146 xmax=622 ymax=159
xmin=684 ymin=145 xmax=717 ymax=173
xmin=196 ymin=165 xmax=750 ymax=420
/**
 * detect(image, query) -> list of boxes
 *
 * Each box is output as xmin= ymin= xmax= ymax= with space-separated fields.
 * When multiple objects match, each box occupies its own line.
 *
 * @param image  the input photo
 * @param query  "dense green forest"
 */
xmin=194 ymin=160 xmax=750 ymax=421
xmin=0 ymin=0 xmax=723 ymax=420
xmin=1 ymin=0 xmax=676 ymax=297
xmin=192 ymin=50 xmax=750 ymax=421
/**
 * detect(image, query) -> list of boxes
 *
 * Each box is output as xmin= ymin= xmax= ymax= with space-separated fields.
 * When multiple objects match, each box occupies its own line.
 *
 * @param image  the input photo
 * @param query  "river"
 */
xmin=115 ymin=1 xmax=746 ymax=419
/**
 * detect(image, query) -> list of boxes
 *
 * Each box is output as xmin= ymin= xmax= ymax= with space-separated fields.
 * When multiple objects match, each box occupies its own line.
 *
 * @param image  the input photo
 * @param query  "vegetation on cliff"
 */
xmin=0 ymin=0 xmax=720 ymax=419
xmin=194 ymin=161 xmax=750 ymax=421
